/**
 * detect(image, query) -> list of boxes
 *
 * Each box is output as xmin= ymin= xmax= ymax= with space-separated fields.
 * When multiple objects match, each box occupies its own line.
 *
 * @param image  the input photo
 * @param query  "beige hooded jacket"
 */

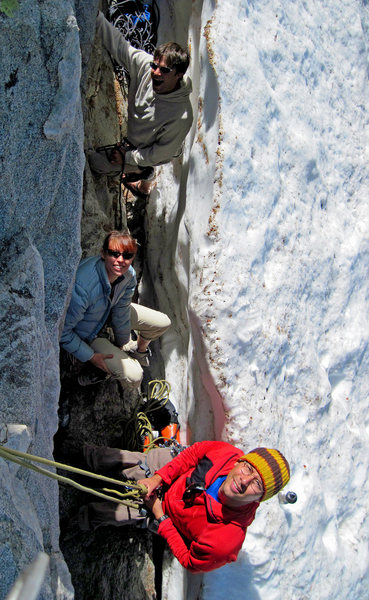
xmin=96 ymin=12 xmax=193 ymax=168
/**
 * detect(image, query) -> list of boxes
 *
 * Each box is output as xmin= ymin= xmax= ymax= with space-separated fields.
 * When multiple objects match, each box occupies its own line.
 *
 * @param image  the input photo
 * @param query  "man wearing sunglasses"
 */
xmin=77 ymin=442 xmax=290 ymax=573
xmin=60 ymin=230 xmax=170 ymax=387
xmin=88 ymin=11 xmax=193 ymax=198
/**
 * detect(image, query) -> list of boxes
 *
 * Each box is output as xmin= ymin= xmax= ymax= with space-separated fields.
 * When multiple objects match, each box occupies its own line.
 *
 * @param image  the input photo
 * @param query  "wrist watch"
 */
xmin=157 ymin=515 xmax=169 ymax=524
xmin=149 ymin=514 xmax=169 ymax=534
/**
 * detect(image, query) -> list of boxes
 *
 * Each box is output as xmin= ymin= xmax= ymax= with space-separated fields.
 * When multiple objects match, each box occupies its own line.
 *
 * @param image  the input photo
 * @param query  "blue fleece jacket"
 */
xmin=60 ymin=256 xmax=136 ymax=362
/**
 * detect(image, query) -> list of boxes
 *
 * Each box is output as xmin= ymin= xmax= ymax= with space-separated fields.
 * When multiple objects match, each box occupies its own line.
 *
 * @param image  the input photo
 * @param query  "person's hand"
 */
xmin=138 ymin=473 xmax=162 ymax=499
xmin=89 ymin=352 xmax=113 ymax=374
xmin=145 ymin=493 xmax=164 ymax=520
xmin=110 ymin=146 xmax=125 ymax=165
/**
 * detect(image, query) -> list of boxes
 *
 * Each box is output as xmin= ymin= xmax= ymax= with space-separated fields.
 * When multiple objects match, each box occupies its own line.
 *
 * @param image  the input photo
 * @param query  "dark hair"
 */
xmin=102 ymin=230 xmax=137 ymax=255
xmin=154 ymin=42 xmax=190 ymax=75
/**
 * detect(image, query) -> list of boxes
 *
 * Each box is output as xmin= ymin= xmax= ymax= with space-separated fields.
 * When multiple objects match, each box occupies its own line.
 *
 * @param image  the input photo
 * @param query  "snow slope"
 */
xmin=146 ymin=0 xmax=369 ymax=598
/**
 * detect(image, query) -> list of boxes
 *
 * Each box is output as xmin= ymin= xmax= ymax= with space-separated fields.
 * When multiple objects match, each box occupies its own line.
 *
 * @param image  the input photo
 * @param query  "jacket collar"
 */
xmin=96 ymin=257 xmax=113 ymax=294
xmin=205 ymin=492 xmax=259 ymax=528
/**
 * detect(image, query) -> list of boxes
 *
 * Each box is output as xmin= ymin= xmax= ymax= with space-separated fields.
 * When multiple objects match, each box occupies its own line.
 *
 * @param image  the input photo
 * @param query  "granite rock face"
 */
xmin=0 ymin=1 xmax=87 ymax=598
xmin=0 ymin=1 xmax=165 ymax=598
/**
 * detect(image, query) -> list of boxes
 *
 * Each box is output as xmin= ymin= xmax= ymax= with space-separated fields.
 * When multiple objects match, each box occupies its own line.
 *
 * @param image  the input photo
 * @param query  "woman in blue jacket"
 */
xmin=60 ymin=230 xmax=170 ymax=387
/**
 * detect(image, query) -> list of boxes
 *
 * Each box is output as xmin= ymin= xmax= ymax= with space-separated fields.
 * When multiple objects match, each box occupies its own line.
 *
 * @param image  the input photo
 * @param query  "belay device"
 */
xmin=107 ymin=0 xmax=160 ymax=92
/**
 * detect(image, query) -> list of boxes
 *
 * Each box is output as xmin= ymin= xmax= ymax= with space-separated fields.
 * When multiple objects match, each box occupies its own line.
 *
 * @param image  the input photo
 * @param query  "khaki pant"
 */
xmin=91 ymin=303 xmax=171 ymax=388
xmin=78 ymin=446 xmax=173 ymax=531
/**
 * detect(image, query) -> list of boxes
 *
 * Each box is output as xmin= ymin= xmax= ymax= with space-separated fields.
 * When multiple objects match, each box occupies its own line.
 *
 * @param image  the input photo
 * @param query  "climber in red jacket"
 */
xmin=78 ymin=441 xmax=290 ymax=573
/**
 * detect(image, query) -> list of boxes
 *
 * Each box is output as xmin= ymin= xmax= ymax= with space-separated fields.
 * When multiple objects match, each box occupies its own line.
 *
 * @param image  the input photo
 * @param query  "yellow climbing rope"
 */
xmin=0 ymin=380 xmax=180 ymax=506
xmin=122 ymin=379 xmax=177 ymax=452
xmin=0 ymin=445 xmax=147 ymax=509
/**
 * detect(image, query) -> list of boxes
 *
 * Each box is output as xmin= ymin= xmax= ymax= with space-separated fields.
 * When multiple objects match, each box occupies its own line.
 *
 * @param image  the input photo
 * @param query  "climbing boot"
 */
xmin=127 ymin=348 xmax=151 ymax=368
xmin=77 ymin=366 xmax=111 ymax=386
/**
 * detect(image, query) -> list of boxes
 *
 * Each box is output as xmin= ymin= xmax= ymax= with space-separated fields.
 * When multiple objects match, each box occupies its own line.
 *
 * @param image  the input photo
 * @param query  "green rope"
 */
xmin=122 ymin=379 xmax=173 ymax=451
xmin=0 ymin=445 xmax=147 ymax=510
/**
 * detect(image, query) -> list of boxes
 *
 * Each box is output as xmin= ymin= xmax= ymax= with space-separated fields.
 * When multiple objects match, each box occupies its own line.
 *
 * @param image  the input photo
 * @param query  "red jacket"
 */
xmin=156 ymin=441 xmax=259 ymax=573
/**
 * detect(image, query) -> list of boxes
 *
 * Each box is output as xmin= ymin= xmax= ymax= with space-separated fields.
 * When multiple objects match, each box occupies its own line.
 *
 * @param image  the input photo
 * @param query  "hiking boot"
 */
xmin=123 ymin=166 xmax=155 ymax=183
xmin=128 ymin=348 xmax=151 ymax=368
xmin=123 ymin=179 xmax=152 ymax=199
xmin=77 ymin=369 xmax=111 ymax=386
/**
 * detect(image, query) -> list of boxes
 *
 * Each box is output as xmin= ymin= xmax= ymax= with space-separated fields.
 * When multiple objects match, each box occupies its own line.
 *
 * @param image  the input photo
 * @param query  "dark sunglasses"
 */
xmin=150 ymin=61 xmax=173 ymax=74
xmin=106 ymin=249 xmax=135 ymax=260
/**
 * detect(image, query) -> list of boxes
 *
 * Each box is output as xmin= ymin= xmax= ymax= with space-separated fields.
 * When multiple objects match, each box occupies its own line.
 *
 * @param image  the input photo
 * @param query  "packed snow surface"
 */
xmin=150 ymin=0 xmax=369 ymax=598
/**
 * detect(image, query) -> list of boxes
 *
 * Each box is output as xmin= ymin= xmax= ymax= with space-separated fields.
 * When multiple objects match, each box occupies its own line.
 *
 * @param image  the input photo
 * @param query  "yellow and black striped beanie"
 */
xmin=240 ymin=447 xmax=290 ymax=502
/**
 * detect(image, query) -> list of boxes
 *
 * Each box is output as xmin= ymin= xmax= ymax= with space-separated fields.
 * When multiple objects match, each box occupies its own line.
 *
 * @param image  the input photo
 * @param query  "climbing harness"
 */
xmin=182 ymin=482 xmax=206 ymax=506
xmin=94 ymin=138 xmax=153 ymax=229
xmin=0 ymin=445 xmax=147 ymax=510
xmin=121 ymin=379 xmax=182 ymax=453
xmin=107 ymin=0 xmax=160 ymax=95
xmin=94 ymin=138 xmax=134 ymax=229
xmin=95 ymin=140 xmax=131 ymax=167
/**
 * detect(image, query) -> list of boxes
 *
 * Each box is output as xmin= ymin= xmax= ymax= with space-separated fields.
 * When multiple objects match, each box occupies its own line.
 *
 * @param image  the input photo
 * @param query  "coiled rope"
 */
xmin=122 ymin=379 xmax=179 ymax=452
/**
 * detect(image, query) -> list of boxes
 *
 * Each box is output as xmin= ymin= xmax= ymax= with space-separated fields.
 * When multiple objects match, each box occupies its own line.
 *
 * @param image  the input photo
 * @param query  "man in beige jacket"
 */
xmin=89 ymin=11 xmax=193 ymax=197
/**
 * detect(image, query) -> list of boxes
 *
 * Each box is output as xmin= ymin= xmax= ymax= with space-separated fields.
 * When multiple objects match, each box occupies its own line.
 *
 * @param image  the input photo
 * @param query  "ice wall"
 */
xmin=145 ymin=0 xmax=369 ymax=598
